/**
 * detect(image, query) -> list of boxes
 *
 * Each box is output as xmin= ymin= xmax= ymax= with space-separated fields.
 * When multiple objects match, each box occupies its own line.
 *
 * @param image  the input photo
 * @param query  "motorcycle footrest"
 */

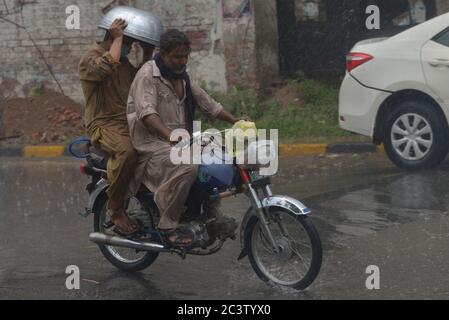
xmin=79 ymin=208 xmax=91 ymax=218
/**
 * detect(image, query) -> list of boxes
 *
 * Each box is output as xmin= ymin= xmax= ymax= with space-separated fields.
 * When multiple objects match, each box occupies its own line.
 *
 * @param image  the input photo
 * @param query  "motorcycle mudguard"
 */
xmin=237 ymin=196 xmax=311 ymax=260
xmin=261 ymin=195 xmax=311 ymax=216
xmin=84 ymin=179 xmax=109 ymax=217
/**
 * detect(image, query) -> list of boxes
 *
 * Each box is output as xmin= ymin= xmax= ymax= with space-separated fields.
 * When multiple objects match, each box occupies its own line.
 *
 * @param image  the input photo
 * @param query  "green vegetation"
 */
xmin=199 ymin=77 xmax=352 ymax=143
xmin=29 ymin=82 xmax=46 ymax=97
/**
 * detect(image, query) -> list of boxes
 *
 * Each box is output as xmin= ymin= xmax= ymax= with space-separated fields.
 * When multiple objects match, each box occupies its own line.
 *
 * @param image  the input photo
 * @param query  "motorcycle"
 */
xmin=70 ymin=131 xmax=322 ymax=290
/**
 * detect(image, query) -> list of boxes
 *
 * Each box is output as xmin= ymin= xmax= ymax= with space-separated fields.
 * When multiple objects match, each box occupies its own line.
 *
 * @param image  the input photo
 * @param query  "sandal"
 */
xmin=103 ymin=218 xmax=144 ymax=229
xmin=107 ymin=209 xmax=143 ymax=237
xmin=113 ymin=225 xmax=139 ymax=237
xmin=159 ymin=228 xmax=194 ymax=248
xmin=113 ymin=219 xmax=143 ymax=238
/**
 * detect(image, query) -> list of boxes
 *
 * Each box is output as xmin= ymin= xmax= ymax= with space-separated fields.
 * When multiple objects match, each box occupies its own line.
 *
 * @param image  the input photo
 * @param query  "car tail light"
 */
xmin=346 ymin=53 xmax=373 ymax=72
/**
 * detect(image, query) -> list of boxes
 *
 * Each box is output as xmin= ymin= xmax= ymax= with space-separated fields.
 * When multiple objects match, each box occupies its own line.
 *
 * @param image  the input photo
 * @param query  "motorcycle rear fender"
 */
xmin=83 ymin=179 xmax=109 ymax=217
xmin=237 ymin=195 xmax=311 ymax=260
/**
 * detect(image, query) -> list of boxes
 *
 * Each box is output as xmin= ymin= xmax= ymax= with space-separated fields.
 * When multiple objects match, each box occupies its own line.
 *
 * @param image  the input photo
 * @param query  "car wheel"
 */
xmin=384 ymin=100 xmax=449 ymax=170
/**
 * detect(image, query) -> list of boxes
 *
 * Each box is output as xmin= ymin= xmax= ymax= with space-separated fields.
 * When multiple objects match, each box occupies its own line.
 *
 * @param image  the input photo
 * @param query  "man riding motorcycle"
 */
xmin=76 ymin=8 xmax=321 ymax=293
xmin=127 ymin=29 xmax=245 ymax=247
xmin=79 ymin=7 xmax=164 ymax=237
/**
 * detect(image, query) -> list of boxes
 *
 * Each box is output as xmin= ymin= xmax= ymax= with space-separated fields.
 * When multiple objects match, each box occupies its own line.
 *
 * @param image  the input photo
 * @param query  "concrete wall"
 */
xmin=135 ymin=0 xmax=230 ymax=92
xmin=254 ymin=0 xmax=279 ymax=90
xmin=0 ymin=0 xmax=102 ymax=103
xmin=0 ymin=0 xmax=265 ymax=103
xmin=1 ymin=0 xmax=447 ymax=105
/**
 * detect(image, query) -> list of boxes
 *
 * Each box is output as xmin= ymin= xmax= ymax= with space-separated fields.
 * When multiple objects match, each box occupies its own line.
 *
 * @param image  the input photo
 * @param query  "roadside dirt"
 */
xmin=263 ymin=82 xmax=306 ymax=112
xmin=0 ymin=82 xmax=367 ymax=147
xmin=0 ymin=91 xmax=85 ymax=146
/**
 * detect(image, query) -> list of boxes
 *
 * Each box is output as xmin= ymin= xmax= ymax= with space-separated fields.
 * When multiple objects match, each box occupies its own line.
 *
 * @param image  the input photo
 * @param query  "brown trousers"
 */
xmin=90 ymin=124 xmax=138 ymax=213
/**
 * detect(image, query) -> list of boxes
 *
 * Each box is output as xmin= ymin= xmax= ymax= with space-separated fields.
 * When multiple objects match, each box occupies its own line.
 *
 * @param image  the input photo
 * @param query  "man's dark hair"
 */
xmin=160 ymin=29 xmax=191 ymax=54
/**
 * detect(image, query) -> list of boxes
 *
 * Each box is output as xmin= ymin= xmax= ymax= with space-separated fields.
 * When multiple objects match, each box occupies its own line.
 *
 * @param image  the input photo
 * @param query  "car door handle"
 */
xmin=429 ymin=59 xmax=449 ymax=67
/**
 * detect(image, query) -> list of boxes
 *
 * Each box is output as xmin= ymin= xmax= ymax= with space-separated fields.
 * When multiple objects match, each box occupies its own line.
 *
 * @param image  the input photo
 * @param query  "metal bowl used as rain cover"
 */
xmin=98 ymin=6 xmax=164 ymax=46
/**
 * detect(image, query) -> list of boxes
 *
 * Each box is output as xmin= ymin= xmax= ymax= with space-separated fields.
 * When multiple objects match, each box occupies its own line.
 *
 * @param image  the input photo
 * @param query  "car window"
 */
xmin=433 ymin=28 xmax=449 ymax=47
xmin=392 ymin=0 xmax=426 ymax=26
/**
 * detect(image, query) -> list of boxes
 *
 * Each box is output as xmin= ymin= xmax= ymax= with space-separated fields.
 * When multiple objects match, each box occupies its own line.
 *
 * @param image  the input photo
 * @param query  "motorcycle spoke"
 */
xmin=283 ymin=226 xmax=311 ymax=250
xmin=290 ymin=247 xmax=311 ymax=271
xmin=251 ymin=212 xmax=315 ymax=286
xmin=285 ymin=259 xmax=306 ymax=278
xmin=257 ymin=228 xmax=276 ymax=254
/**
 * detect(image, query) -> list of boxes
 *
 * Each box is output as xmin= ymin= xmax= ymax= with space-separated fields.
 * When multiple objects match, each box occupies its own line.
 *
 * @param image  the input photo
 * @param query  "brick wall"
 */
xmin=0 ymin=0 xmax=105 ymax=102
xmin=0 ymin=0 xmax=263 ymax=103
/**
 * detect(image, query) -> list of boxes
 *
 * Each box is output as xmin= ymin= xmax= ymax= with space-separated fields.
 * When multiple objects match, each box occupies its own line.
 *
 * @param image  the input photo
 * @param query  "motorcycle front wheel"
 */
xmin=93 ymin=194 xmax=159 ymax=272
xmin=247 ymin=209 xmax=322 ymax=290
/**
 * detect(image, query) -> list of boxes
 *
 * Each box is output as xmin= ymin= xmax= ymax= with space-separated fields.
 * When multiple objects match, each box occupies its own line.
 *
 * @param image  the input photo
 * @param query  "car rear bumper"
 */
xmin=339 ymin=73 xmax=391 ymax=137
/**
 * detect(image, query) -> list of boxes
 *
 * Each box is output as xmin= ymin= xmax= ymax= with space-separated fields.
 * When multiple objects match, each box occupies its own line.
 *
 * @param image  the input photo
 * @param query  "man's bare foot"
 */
xmin=108 ymin=209 xmax=140 ymax=236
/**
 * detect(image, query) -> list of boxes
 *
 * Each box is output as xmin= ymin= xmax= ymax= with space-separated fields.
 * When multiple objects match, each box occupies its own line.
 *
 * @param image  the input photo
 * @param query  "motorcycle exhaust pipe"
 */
xmin=89 ymin=232 xmax=170 ymax=253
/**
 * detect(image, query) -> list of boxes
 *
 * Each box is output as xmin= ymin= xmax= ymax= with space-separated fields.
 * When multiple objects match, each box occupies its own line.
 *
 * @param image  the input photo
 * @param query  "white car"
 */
xmin=339 ymin=12 xmax=449 ymax=169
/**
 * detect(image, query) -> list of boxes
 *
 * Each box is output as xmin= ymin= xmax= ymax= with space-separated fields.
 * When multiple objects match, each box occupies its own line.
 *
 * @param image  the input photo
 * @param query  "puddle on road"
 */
xmin=293 ymin=169 xmax=449 ymax=248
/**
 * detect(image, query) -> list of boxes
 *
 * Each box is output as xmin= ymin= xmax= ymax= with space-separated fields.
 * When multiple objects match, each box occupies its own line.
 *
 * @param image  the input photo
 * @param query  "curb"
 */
xmin=327 ymin=142 xmax=379 ymax=154
xmin=279 ymin=143 xmax=382 ymax=156
xmin=23 ymin=146 xmax=66 ymax=158
xmin=0 ymin=147 xmax=24 ymax=157
xmin=279 ymin=144 xmax=327 ymax=156
xmin=0 ymin=142 xmax=383 ymax=158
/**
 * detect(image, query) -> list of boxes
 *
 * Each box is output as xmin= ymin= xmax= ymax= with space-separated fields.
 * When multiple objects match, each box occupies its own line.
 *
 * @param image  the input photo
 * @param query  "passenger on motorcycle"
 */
xmin=127 ymin=29 xmax=246 ymax=247
xmin=79 ymin=8 xmax=163 ymax=237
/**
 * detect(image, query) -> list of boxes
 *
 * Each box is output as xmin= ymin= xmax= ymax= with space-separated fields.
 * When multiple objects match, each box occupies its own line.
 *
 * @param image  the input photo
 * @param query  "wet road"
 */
xmin=1 ymin=153 xmax=449 ymax=299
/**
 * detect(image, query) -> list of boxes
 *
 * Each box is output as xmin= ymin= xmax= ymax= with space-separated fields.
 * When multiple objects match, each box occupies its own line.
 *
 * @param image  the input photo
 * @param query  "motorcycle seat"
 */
xmin=88 ymin=146 xmax=108 ymax=171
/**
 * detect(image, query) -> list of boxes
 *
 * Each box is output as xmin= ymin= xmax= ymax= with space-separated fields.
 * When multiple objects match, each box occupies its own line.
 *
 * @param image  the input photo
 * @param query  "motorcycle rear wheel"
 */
xmin=247 ymin=209 xmax=322 ymax=290
xmin=93 ymin=194 xmax=159 ymax=272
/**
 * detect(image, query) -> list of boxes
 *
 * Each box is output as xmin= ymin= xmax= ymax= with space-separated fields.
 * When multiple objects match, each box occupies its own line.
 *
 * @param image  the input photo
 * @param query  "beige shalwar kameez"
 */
xmin=127 ymin=60 xmax=223 ymax=229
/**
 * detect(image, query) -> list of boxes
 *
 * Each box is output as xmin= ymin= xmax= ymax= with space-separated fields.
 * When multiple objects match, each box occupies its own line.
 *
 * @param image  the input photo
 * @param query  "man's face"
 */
xmin=161 ymin=45 xmax=191 ymax=74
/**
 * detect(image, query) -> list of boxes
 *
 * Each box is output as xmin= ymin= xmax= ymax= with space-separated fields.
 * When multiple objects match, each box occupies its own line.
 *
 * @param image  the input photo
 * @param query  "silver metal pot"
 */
xmin=98 ymin=6 xmax=164 ymax=46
